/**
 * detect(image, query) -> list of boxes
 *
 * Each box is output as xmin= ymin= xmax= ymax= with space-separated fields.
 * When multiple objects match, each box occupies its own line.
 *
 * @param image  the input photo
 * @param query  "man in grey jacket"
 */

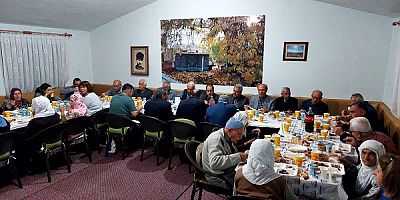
xmin=202 ymin=118 xmax=248 ymax=189
xmin=249 ymin=83 xmax=273 ymax=113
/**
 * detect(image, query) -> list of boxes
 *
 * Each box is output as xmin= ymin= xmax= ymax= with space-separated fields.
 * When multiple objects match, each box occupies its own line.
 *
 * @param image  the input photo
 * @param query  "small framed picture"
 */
xmin=283 ymin=42 xmax=309 ymax=61
xmin=131 ymin=46 xmax=149 ymax=75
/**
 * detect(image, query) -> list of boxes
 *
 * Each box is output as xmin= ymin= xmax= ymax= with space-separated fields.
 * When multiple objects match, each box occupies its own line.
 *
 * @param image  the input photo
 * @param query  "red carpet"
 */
xmin=0 ymin=150 xmax=225 ymax=200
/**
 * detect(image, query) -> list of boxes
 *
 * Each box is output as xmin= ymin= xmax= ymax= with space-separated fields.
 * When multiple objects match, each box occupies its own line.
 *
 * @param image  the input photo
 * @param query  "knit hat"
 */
xmin=225 ymin=118 xmax=245 ymax=129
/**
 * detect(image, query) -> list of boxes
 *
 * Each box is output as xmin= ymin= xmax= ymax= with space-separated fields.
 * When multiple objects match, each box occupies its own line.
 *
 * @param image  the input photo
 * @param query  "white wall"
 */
xmin=91 ymin=0 xmax=393 ymax=101
xmin=0 ymin=23 xmax=93 ymax=95
xmin=383 ymin=18 xmax=400 ymax=108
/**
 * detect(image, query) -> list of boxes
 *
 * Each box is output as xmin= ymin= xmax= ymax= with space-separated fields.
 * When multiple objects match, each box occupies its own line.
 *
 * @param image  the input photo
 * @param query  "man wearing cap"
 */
xmin=205 ymin=95 xmax=237 ymax=127
xmin=202 ymin=118 xmax=249 ymax=189
xmin=144 ymin=88 xmax=174 ymax=122
xmin=345 ymin=117 xmax=397 ymax=154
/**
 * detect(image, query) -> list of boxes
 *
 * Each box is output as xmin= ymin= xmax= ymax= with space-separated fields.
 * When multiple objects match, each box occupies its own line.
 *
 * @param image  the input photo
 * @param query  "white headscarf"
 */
xmin=242 ymin=139 xmax=280 ymax=185
xmin=355 ymin=140 xmax=386 ymax=194
xmin=32 ymin=96 xmax=55 ymax=118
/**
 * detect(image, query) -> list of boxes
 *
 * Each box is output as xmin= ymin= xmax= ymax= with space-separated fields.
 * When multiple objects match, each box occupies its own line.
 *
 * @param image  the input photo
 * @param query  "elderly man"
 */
xmin=133 ymin=79 xmax=153 ymax=100
xmin=248 ymin=83 xmax=273 ymax=112
xmin=344 ymin=117 xmax=397 ymax=154
xmin=228 ymin=84 xmax=249 ymax=111
xmin=335 ymin=102 xmax=385 ymax=139
xmin=181 ymin=81 xmax=196 ymax=100
xmin=157 ymin=80 xmax=178 ymax=101
xmin=205 ymin=95 xmax=237 ymax=127
xmin=299 ymin=90 xmax=329 ymax=115
xmin=200 ymin=84 xmax=220 ymax=106
xmin=271 ymin=87 xmax=298 ymax=112
xmin=144 ymin=88 xmax=174 ymax=122
xmin=102 ymin=80 xmax=122 ymax=97
xmin=202 ymin=118 xmax=249 ymax=189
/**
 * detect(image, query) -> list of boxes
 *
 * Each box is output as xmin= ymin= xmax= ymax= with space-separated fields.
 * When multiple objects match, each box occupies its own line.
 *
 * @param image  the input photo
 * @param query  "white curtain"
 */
xmin=391 ymin=29 xmax=400 ymax=117
xmin=0 ymin=33 xmax=69 ymax=95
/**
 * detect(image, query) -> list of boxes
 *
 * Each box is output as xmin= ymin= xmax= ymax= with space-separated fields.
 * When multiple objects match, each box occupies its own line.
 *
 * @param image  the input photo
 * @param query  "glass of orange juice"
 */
xmin=258 ymin=114 xmax=264 ymax=122
xmin=283 ymin=122 xmax=290 ymax=133
xmin=294 ymin=110 xmax=300 ymax=119
xmin=294 ymin=155 xmax=304 ymax=167
xmin=323 ymin=113 xmax=330 ymax=119
xmin=273 ymin=134 xmax=281 ymax=146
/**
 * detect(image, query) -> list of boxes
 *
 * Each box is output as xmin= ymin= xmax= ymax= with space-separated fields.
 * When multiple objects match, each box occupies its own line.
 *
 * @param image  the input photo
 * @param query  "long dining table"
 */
xmin=238 ymin=110 xmax=357 ymax=200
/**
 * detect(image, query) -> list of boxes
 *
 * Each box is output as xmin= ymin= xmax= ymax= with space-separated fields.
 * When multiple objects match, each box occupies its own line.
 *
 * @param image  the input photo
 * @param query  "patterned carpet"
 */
xmin=0 ymin=149 xmax=225 ymax=200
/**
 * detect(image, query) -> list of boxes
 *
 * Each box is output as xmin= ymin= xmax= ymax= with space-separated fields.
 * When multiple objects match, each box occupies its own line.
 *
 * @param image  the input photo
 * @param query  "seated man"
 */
xmin=228 ymin=84 xmax=249 ymax=111
xmin=337 ymin=102 xmax=385 ymax=135
xmin=235 ymin=139 xmax=298 ymax=200
xmin=343 ymin=140 xmax=385 ymax=199
xmin=60 ymin=77 xmax=81 ymax=100
xmin=157 ymin=80 xmax=178 ymax=101
xmin=205 ymin=95 xmax=237 ymax=127
xmin=347 ymin=93 xmax=378 ymax=118
xmin=202 ymin=118 xmax=248 ymax=189
xmin=180 ymin=81 xmax=196 ymax=100
xmin=248 ymin=83 xmax=274 ymax=113
xmin=144 ymin=88 xmax=174 ymax=122
xmin=200 ymin=84 xmax=220 ymax=106
xmin=345 ymin=117 xmax=397 ymax=154
xmin=0 ymin=88 xmax=31 ymax=114
xmin=270 ymin=87 xmax=298 ymax=112
xmin=102 ymin=80 xmax=122 ymax=97
xmin=109 ymin=83 xmax=143 ymax=119
xmin=299 ymin=90 xmax=329 ymax=115
xmin=133 ymin=79 xmax=153 ymax=100
xmin=175 ymin=92 xmax=207 ymax=125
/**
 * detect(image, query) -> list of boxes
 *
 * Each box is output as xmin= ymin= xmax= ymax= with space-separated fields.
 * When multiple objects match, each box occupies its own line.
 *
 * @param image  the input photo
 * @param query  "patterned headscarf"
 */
xmin=65 ymin=93 xmax=87 ymax=120
xmin=242 ymin=139 xmax=280 ymax=185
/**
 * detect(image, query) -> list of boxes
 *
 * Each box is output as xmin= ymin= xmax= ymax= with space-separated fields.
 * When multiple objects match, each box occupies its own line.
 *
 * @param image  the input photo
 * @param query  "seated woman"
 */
xmin=16 ymin=95 xmax=61 ymax=174
xmin=345 ymin=140 xmax=386 ymax=199
xmin=79 ymin=81 xmax=102 ymax=116
xmin=34 ymin=83 xmax=61 ymax=101
xmin=65 ymin=93 xmax=87 ymax=120
xmin=0 ymin=88 xmax=31 ymax=114
xmin=234 ymin=139 xmax=298 ymax=200
xmin=374 ymin=154 xmax=400 ymax=200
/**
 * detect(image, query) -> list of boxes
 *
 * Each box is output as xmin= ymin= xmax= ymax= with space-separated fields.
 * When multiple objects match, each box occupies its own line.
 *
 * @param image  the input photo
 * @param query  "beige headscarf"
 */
xmin=242 ymin=139 xmax=280 ymax=185
xmin=32 ymin=96 xmax=55 ymax=118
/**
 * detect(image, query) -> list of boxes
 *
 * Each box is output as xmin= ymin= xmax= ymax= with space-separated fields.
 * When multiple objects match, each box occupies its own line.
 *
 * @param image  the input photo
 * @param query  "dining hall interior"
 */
xmin=0 ymin=0 xmax=400 ymax=199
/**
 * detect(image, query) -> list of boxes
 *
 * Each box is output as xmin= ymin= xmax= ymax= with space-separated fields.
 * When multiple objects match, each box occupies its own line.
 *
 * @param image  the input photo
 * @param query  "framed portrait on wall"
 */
xmin=283 ymin=42 xmax=308 ymax=61
xmin=131 ymin=46 xmax=149 ymax=75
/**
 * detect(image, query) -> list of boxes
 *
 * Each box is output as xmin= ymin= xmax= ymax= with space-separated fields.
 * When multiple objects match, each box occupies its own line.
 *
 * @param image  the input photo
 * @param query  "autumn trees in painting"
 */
xmin=161 ymin=15 xmax=265 ymax=86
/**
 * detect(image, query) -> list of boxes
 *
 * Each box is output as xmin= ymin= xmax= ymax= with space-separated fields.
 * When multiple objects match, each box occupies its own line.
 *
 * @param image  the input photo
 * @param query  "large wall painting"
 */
xmin=161 ymin=15 xmax=265 ymax=86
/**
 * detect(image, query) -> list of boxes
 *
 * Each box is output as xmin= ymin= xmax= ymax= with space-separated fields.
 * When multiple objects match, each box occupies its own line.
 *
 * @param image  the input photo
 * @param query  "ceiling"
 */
xmin=0 ymin=0 xmax=157 ymax=31
xmin=0 ymin=0 xmax=399 ymax=31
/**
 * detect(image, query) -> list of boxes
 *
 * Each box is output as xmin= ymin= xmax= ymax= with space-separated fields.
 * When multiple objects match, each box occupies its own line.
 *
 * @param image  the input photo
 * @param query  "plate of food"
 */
xmin=330 ymin=162 xmax=345 ymax=175
xmin=333 ymin=143 xmax=352 ymax=153
xmin=274 ymin=163 xmax=298 ymax=176
xmin=288 ymin=144 xmax=308 ymax=153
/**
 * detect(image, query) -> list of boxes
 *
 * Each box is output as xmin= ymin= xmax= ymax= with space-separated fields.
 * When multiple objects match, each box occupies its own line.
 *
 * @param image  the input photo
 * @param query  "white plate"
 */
xmin=274 ymin=163 xmax=298 ymax=176
xmin=312 ymin=161 xmax=345 ymax=175
xmin=288 ymin=144 xmax=308 ymax=153
xmin=333 ymin=143 xmax=351 ymax=153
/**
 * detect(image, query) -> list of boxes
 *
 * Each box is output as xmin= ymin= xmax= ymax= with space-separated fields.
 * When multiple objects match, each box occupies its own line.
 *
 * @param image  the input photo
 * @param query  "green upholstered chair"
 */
xmin=63 ymin=116 xmax=92 ymax=162
xmin=167 ymin=118 xmax=197 ymax=170
xmin=25 ymin=122 xmax=71 ymax=182
xmin=105 ymin=113 xmax=136 ymax=160
xmin=184 ymin=140 xmax=232 ymax=200
xmin=137 ymin=115 xmax=167 ymax=165
xmin=88 ymin=108 xmax=109 ymax=152
xmin=0 ymin=132 xmax=22 ymax=188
